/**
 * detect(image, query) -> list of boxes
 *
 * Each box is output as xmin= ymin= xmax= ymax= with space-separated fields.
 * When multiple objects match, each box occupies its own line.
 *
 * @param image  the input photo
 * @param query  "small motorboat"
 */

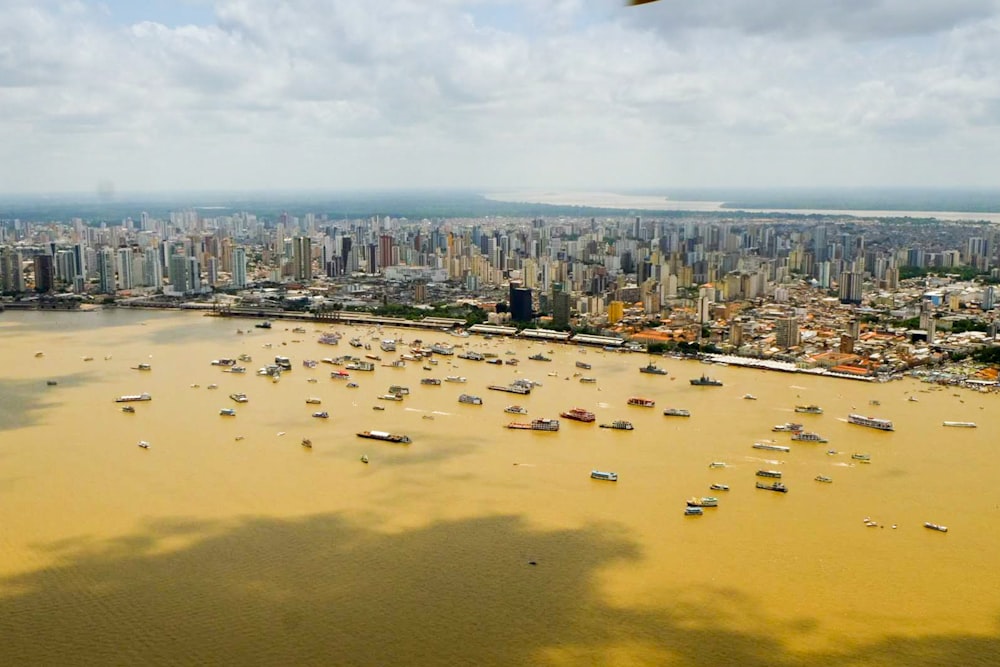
xmin=372 ymin=406 xmax=385 ymax=411
xmin=301 ymin=438 xmax=312 ymax=448
xmin=312 ymin=411 xmax=329 ymax=419
xmin=360 ymin=454 xmax=369 ymax=464
xmin=137 ymin=440 xmax=150 ymax=449
xmin=121 ymin=405 xmax=136 ymax=413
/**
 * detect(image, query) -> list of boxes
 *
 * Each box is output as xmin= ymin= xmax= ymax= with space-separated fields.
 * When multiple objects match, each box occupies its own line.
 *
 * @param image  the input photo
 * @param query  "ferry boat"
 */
xmin=504 ymin=405 xmax=528 ymax=415
xmin=528 ymin=353 xmax=552 ymax=362
xmin=230 ymin=393 xmax=249 ymax=403
xmin=709 ymin=483 xmax=730 ymax=491
xmin=388 ymin=385 xmax=410 ymax=396
xmin=791 ymin=431 xmax=828 ymax=443
xmin=579 ymin=377 xmax=597 ymax=384
xmin=507 ymin=418 xmax=560 ymax=431
xmin=794 ymin=405 xmax=823 ymax=414
xmin=639 ymin=362 xmax=668 ymax=375
xmin=420 ymin=378 xmax=442 ymax=386
xmin=753 ymin=441 xmax=790 ymax=452
xmin=756 ymin=470 xmax=783 ymax=478
xmin=121 ymin=405 xmax=136 ymax=413
xmin=305 ymin=398 xmax=322 ymax=404
xmin=590 ymin=470 xmax=618 ymax=482
xmin=115 ymin=393 xmax=152 ymax=403
xmin=357 ymin=430 xmax=411 ymax=444
xmin=488 ymin=383 xmax=531 ymax=395
xmin=772 ymin=422 xmax=804 ymax=432
xmin=627 ymin=397 xmax=655 ymax=408
xmin=318 ymin=333 xmax=340 ymax=345
xmin=458 ymin=394 xmax=483 ymax=405
xmin=312 ymin=411 xmax=329 ymax=418
xmin=684 ymin=507 xmax=703 ymax=516
xmin=756 ymin=482 xmax=788 ymax=493
xmin=345 ymin=361 xmax=375 ymax=371
xmin=924 ymin=522 xmax=948 ymax=533
xmin=687 ymin=497 xmax=718 ymax=508
xmin=847 ymin=414 xmax=894 ymax=431
xmin=431 ymin=343 xmax=454 ymax=355
xmin=851 ymin=453 xmax=871 ymax=463
xmin=219 ymin=408 xmax=236 ymax=416
xmin=690 ymin=374 xmax=723 ymax=386
xmin=444 ymin=376 xmax=467 ymax=383
xmin=380 ymin=339 xmax=397 ymax=352
xmin=662 ymin=408 xmax=691 ymax=417
xmin=943 ymin=421 xmax=977 ymax=428
xmin=575 ymin=361 xmax=592 ymax=370
xmin=814 ymin=475 xmax=833 ymax=483
xmin=560 ymin=408 xmax=596 ymax=423
xmin=599 ymin=420 xmax=634 ymax=431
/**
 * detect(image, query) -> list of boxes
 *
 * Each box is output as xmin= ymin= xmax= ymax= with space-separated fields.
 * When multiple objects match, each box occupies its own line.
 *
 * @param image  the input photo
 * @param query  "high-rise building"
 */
xmin=292 ymin=236 xmax=312 ymax=281
xmin=775 ymin=317 xmax=800 ymax=349
xmin=838 ymin=271 xmax=863 ymax=305
xmin=0 ymin=246 xmax=24 ymax=292
xmin=169 ymin=254 xmax=190 ymax=293
xmin=510 ymin=283 xmax=533 ymax=322
xmin=97 ymin=248 xmax=116 ymax=294
xmin=34 ymin=254 xmax=55 ymax=293
xmin=232 ymin=247 xmax=247 ymax=288
xmin=117 ymin=248 xmax=133 ymax=290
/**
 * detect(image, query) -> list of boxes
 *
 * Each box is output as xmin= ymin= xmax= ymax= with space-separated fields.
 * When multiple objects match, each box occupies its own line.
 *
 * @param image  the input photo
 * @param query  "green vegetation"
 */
xmin=899 ymin=265 xmax=982 ymax=281
xmin=971 ymin=347 xmax=1000 ymax=364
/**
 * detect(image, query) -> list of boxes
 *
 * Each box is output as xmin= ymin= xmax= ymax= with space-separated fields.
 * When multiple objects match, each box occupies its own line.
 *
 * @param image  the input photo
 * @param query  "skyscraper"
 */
xmin=292 ymin=236 xmax=312 ymax=281
xmin=97 ymin=248 xmax=116 ymax=294
xmin=232 ymin=247 xmax=247 ymax=288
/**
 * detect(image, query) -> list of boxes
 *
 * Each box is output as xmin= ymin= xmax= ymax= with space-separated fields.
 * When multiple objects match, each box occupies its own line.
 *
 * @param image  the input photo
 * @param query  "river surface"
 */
xmin=0 ymin=309 xmax=997 ymax=666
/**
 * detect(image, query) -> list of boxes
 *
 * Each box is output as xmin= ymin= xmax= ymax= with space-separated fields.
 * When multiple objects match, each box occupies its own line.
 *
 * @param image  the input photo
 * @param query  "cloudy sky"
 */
xmin=2 ymin=0 xmax=1000 ymax=194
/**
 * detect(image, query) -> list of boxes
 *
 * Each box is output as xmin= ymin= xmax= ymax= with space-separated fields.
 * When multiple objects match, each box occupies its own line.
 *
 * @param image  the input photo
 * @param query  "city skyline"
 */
xmin=3 ymin=1 xmax=1000 ymax=195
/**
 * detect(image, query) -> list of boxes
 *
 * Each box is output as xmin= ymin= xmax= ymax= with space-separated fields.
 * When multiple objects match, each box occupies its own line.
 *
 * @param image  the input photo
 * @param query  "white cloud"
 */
xmin=0 ymin=0 xmax=999 ymax=193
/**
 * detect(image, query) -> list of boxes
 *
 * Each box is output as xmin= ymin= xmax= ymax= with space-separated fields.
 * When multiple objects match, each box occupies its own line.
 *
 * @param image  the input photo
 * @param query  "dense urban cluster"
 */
xmin=2 ymin=207 xmax=999 ymax=386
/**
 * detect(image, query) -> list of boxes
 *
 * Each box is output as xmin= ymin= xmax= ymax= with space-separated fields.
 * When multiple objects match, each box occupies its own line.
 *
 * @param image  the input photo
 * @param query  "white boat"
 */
xmin=115 ymin=393 xmax=152 ymax=403
xmin=742 ymin=394 xmax=757 ymax=400
xmin=305 ymin=398 xmax=322 ymax=405
xmin=684 ymin=507 xmax=703 ymax=516
xmin=220 ymin=408 xmax=236 ymax=416
xmin=708 ymin=461 xmax=726 ymax=469
xmin=230 ymin=393 xmax=249 ymax=403
xmin=815 ymin=475 xmax=833 ymax=483
xmin=753 ymin=441 xmax=790 ymax=452
xmin=924 ymin=522 xmax=948 ymax=533
xmin=590 ymin=470 xmax=618 ymax=482
xmin=137 ymin=440 xmax=150 ymax=449
xmin=445 ymin=376 xmax=467 ymax=383
xmin=943 ymin=421 xmax=977 ymax=428
xmin=709 ymin=483 xmax=729 ymax=491
xmin=847 ymin=414 xmax=894 ymax=431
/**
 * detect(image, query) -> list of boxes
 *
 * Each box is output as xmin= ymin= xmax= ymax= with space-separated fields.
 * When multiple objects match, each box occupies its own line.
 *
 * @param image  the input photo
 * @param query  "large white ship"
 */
xmin=847 ymin=414 xmax=894 ymax=431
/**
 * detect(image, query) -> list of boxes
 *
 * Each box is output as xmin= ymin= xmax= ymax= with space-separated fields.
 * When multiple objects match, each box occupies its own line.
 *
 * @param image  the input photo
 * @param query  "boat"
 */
xmin=305 ymin=398 xmax=322 ymax=404
xmin=378 ymin=394 xmax=403 ymax=401
xmin=753 ymin=441 xmax=790 ymax=452
xmin=365 ymin=354 xmax=382 ymax=362
xmin=301 ymin=438 xmax=312 ymax=448
xmin=579 ymin=377 xmax=598 ymax=384
xmin=708 ymin=461 xmax=727 ymax=468
xmin=360 ymin=454 xmax=369 ymax=463
xmin=590 ymin=470 xmax=618 ymax=482
xmin=575 ymin=361 xmax=592 ymax=370
xmin=372 ymin=405 xmax=384 ymax=411
xmin=639 ymin=362 xmax=668 ymax=375
xmin=230 ymin=393 xmax=249 ymax=403
xmin=458 ymin=351 xmax=485 ymax=361
xmin=330 ymin=370 xmax=350 ymax=379
xmin=132 ymin=363 xmax=152 ymax=371
xmin=356 ymin=430 xmax=411 ymax=444
xmin=505 ymin=405 xmax=528 ymax=415
xmin=851 ymin=453 xmax=871 ymax=463
xmin=458 ymin=394 xmax=483 ymax=405
xmin=345 ymin=361 xmax=375 ymax=371
xmin=709 ymin=483 xmax=730 ymax=491
xmin=46 ymin=380 xmax=58 ymax=386
xmin=121 ymin=405 xmax=136 ymax=413
xmin=444 ymin=376 xmax=467 ymax=383
xmin=756 ymin=482 xmax=788 ymax=493
xmin=274 ymin=356 xmax=292 ymax=370
xmin=379 ymin=339 xmax=397 ymax=352
xmin=238 ymin=353 xmax=253 ymax=362
xmin=346 ymin=382 xmax=359 ymax=388
xmin=756 ymin=470 xmax=782 ymax=478
xmin=115 ymin=393 xmax=152 ymax=402
xmin=528 ymin=353 xmax=552 ymax=362
xmin=627 ymin=397 xmax=655 ymax=408
xmin=220 ymin=408 xmax=236 ymax=416
xmin=814 ymin=475 xmax=833 ymax=483
xmin=687 ymin=497 xmax=719 ymax=507
xmin=742 ymin=394 xmax=757 ymax=400
xmin=943 ymin=421 xmax=977 ymax=428
xmin=349 ymin=338 xmax=363 ymax=348
xmin=34 ymin=351 xmax=44 ymax=357
xmin=420 ymin=378 xmax=442 ymax=386
xmin=662 ymin=408 xmax=691 ymax=417
xmin=772 ymin=422 xmax=804 ymax=432
xmin=684 ymin=507 xmax=703 ymax=516
xmin=690 ymin=374 xmax=723 ymax=386
xmin=507 ymin=418 xmax=560 ymax=431
xmin=791 ymin=431 xmax=828 ymax=443
xmin=924 ymin=522 xmax=948 ymax=533
xmin=211 ymin=358 xmax=236 ymax=366
xmin=302 ymin=359 xmax=318 ymax=369
xmin=488 ymin=383 xmax=531 ymax=395
xmin=560 ymin=407 xmax=596 ymax=423
xmin=387 ymin=385 xmax=410 ymax=396
xmin=137 ymin=440 xmax=150 ymax=449
xmin=847 ymin=414 xmax=894 ymax=431
xmin=431 ymin=343 xmax=454 ymax=355
xmin=599 ymin=420 xmax=634 ymax=431
xmin=207 ymin=384 xmax=219 ymax=390
xmin=794 ymin=405 xmax=823 ymax=414
xmin=228 ymin=366 xmax=246 ymax=374
xmin=255 ymin=321 xmax=272 ymax=329
xmin=312 ymin=411 xmax=329 ymax=418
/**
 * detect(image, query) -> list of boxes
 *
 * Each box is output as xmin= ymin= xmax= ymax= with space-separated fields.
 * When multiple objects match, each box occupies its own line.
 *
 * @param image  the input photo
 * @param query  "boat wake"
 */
xmin=745 ymin=456 xmax=783 ymax=465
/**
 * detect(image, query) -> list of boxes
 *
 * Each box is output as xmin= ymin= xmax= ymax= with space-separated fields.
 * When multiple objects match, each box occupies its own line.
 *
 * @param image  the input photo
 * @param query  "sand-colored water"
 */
xmin=0 ymin=309 xmax=997 ymax=665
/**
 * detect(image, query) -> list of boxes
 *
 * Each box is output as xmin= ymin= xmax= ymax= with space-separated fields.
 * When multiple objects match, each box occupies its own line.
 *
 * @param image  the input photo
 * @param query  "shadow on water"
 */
xmin=0 ymin=513 xmax=996 ymax=666
xmin=0 ymin=376 xmax=91 ymax=432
